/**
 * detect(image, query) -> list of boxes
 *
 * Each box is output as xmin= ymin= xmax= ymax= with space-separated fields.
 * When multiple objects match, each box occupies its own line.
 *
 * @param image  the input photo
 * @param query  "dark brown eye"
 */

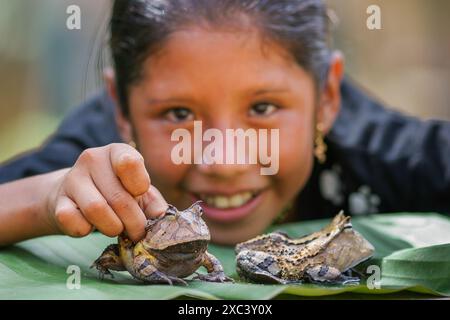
xmin=249 ymin=102 xmax=278 ymax=117
xmin=165 ymin=107 xmax=194 ymax=122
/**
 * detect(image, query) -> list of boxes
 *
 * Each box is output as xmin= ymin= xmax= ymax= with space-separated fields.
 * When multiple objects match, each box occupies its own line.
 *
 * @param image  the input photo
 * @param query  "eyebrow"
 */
xmin=146 ymin=87 xmax=289 ymax=105
xmin=147 ymin=97 xmax=195 ymax=105
xmin=251 ymin=88 xmax=289 ymax=96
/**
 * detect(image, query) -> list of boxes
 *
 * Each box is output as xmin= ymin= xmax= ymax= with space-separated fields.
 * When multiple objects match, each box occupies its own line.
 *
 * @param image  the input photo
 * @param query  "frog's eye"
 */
xmin=166 ymin=204 xmax=177 ymax=216
xmin=190 ymin=200 xmax=204 ymax=216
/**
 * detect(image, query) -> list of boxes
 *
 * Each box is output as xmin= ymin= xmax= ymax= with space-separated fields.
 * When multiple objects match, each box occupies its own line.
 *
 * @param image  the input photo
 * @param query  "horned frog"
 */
xmin=91 ymin=201 xmax=233 ymax=285
xmin=235 ymin=211 xmax=375 ymax=285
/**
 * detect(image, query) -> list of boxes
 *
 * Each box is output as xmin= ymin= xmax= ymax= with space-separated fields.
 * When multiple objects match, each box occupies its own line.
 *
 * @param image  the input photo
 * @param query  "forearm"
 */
xmin=0 ymin=169 xmax=68 ymax=246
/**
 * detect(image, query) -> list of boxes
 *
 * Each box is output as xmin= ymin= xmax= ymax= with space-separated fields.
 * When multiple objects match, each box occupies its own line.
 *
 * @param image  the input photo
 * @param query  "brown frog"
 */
xmin=235 ymin=212 xmax=375 ymax=285
xmin=91 ymin=201 xmax=233 ymax=285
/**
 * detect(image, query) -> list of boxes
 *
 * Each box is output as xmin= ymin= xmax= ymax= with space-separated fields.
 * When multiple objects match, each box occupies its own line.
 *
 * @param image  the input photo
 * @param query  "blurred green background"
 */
xmin=1 ymin=0 xmax=449 ymax=163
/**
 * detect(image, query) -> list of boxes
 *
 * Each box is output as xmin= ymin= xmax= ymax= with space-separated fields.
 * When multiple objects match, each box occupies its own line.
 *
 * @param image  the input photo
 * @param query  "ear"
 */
xmin=316 ymin=51 xmax=344 ymax=134
xmin=104 ymin=67 xmax=133 ymax=143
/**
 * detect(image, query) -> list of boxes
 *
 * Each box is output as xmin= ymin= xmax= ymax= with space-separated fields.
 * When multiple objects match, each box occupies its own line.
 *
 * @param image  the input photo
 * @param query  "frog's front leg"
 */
xmin=305 ymin=265 xmax=360 ymax=285
xmin=236 ymin=250 xmax=288 ymax=284
xmin=193 ymin=251 xmax=234 ymax=283
xmin=91 ymin=244 xmax=126 ymax=279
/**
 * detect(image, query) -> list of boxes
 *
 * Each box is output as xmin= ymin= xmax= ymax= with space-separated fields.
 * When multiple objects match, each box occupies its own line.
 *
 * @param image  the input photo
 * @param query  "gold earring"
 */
xmin=314 ymin=123 xmax=327 ymax=164
xmin=129 ymin=140 xmax=137 ymax=149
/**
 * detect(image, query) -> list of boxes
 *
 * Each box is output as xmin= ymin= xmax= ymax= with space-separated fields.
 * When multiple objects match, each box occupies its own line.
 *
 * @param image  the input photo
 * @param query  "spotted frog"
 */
xmin=235 ymin=212 xmax=375 ymax=284
xmin=91 ymin=201 xmax=233 ymax=285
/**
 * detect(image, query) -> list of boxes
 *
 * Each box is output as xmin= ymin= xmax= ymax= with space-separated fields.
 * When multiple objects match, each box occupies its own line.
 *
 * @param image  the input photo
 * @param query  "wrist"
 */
xmin=0 ymin=169 xmax=70 ymax=246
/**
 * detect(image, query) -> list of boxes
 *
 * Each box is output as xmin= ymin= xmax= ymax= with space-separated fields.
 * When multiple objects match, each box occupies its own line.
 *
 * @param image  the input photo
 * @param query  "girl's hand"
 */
xmin=46 ymin=143 xmax=168 ymax=242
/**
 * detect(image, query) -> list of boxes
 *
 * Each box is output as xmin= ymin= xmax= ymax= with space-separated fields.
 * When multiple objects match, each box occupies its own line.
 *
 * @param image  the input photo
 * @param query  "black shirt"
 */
xmin=1 ymin=78 xmax=449 ymax=219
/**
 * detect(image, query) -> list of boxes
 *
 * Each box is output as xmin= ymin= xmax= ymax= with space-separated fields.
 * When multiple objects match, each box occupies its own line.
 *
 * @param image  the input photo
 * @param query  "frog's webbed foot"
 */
xmin=92 ymin=265 xmax=114 ymax=280
xmin=91 ymin=244 xmax=125 ymax=280
xmin=167 ymin=276 xmax=189 ymax=286
xmin=133 ymin=255 xmax=187 ymax=286
xmin=236 ymin=250 xmax=288 ymax=284
xmin=305 ymin=265 xmax=360 ymax=285
xmin=193 ymin=271 xmax=234 ymax=283
xmin=142 ymin=270 xmax=188 ymax=286
xmin=338 ymin=269 xmax=361 ymax=285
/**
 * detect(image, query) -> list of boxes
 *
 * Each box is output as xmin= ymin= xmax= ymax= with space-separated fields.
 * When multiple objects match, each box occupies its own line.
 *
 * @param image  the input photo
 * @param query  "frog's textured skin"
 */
xmin=91 ymin=201 xmax=233 ymax=285
xmin=235 ymin=212 xmax=375 ymax=284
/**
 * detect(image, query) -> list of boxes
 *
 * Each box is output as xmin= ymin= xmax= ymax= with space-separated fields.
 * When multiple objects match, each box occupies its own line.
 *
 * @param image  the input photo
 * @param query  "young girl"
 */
xmin=0 ymin=0 xmax=449 ymax=246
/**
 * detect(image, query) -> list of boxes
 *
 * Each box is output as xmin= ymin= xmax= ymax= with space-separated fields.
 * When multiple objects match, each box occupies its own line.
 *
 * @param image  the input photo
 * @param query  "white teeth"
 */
xmin=199 ymin=192 xmax=255 ymax=209
xmin=230 ymin=192 xmax=252 ymax=207
xmin=215 ymin=196 xmax=229 ymax=209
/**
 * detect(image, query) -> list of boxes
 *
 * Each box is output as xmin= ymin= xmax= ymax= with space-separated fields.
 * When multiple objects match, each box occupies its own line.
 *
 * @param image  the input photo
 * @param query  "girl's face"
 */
xmin=114 ymin=27 xmax=342 ymax=245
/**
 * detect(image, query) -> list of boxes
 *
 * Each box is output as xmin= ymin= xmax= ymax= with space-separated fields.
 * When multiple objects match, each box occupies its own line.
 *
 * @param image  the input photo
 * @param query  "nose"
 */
xmin=194 ymin=121 xmax=256 ymax=180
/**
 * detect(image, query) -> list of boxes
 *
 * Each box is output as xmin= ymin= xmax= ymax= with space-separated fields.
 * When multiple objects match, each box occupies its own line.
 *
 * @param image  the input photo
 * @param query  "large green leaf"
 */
xmin=0 ymin=212 xmax=449 ymax=299
xmin=380 ymin=244 xmax=450 ymax=296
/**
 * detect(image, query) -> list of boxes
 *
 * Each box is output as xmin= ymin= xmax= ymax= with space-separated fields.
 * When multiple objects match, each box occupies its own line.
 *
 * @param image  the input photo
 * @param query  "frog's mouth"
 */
xmin=153 ymin=240 xmax=208 ymax=260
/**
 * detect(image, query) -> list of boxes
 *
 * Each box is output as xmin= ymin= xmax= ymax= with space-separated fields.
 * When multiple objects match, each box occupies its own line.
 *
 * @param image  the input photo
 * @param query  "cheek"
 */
xmin=133 ymin=120 xmax=190 ymax=195
xmin=275 ymin=113 xmax=315 ymax=198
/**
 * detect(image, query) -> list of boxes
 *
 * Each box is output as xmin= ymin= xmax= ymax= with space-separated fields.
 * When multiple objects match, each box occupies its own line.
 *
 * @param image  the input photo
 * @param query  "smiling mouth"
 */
xmin=193 ymin=191 xmax=262 ymax=209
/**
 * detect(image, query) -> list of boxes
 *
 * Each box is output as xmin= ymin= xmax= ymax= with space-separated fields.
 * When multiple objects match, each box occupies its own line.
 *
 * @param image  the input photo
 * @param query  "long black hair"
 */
xmin=110 ymin=0 xmax=332 ymax=116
